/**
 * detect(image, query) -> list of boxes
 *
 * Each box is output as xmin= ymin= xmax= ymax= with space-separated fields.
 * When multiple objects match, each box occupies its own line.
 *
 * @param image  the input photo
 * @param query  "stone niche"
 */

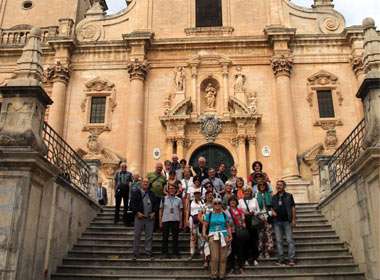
xmin=200 ymin=76 xmax=220 ymax=114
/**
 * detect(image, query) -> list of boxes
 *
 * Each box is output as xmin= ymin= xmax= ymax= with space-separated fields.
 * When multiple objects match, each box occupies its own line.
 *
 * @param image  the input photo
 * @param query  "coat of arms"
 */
xmin=200 ymin=115 xmax=222 ymax=142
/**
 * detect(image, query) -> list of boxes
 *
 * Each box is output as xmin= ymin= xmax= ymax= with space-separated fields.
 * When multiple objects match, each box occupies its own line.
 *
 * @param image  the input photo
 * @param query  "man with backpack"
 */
xmin=114 ymin=162 xmax=133 ymax=225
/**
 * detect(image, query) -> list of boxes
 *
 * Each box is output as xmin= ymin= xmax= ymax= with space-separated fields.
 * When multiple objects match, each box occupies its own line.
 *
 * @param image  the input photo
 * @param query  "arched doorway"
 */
xmin=189 ymin=144 xmax=234 ymax=177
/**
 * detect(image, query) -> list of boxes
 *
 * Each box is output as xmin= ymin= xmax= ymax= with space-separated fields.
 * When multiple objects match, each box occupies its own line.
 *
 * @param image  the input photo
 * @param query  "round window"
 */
xmin=22 ymin=0 xmax=33 ymax=9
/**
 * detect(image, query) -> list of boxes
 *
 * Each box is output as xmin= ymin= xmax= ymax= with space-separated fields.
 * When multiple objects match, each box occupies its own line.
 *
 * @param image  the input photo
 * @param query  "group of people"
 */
xmin=96 ymin=155 xmax=297 ymax=280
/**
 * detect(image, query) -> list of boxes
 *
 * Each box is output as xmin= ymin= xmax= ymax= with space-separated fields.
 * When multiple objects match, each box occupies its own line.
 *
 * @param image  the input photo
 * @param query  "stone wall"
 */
xmin=0 ymin=151 xmax=99 ymax=280
xmin=319 ymin=148 xmax=380 ymax=280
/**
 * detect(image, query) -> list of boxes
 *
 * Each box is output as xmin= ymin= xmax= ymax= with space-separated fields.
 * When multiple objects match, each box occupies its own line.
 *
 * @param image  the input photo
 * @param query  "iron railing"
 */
xmin=328 ymin=119 xmax=366 ymax=190
xmin=42 ymin=122 xmax=90 ymax=194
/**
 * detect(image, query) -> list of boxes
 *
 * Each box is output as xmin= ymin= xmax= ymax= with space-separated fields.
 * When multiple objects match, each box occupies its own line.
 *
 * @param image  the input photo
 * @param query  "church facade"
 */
xmin=0 ymin=0 xmax=366 ymax=203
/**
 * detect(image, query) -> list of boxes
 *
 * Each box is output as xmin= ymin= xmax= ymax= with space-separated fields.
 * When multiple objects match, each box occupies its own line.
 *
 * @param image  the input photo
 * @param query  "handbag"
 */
xmin=243 ymin=199 xmax=264 ymax=229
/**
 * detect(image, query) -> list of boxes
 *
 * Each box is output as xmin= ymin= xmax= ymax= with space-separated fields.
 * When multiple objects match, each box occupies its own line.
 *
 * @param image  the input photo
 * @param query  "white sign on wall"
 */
xmin=262 ymin=145 xmax=271 ymax=157
xmin=153 ymin=148 xmax=161 ymax=160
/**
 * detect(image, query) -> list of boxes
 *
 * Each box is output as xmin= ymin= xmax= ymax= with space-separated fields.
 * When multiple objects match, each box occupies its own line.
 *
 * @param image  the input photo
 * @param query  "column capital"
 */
xmin=247 ymin=135 xmax=257 ymax=144
xmin=45 ymin=61 xmax=71 ymax=84
xmin=127 ymin=59 xmax=149 ymax=81
xmin=350 ymin=55 xmax=365 ymax=77
xmin=271 ymin=54 xmax=294 ymax=77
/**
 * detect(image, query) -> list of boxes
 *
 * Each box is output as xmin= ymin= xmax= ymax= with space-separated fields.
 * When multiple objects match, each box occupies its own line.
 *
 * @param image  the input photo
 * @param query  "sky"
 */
xmin=105 ymin=0 xmax=380 ymax=27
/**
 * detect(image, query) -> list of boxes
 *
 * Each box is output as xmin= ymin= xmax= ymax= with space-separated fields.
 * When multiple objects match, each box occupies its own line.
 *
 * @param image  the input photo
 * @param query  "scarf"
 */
xmin=256 ymin=191 xmax=272 ymax=210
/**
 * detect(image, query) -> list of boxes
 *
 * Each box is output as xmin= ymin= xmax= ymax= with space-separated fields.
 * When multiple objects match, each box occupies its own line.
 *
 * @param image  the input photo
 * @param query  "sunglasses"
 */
xmin=213 ymin=202 xmax=222 ymax=205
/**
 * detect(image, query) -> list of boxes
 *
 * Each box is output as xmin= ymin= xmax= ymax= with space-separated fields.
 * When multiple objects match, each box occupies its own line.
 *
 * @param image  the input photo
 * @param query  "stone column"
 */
xmin=190 ymin=61 xmax=199 ymax=117
xmin=126 ymin=59 xmax=149 ymax=174
xmin=248 ymin=136 xmax=257 ymax=165
xmin=176 ymin=137 xmax=185 ymax=160
xmin=221 ymin=61 xmax=230 ymax=116
xmin=45 ymin=61 xmax=70 ymax=135
xmin=167 ymin=137 xmax=175 ymax=159
xmin=236 ymin=135 xmax=248 ymax=179
xmin=271 ymin=54 xmax=300 ymax=180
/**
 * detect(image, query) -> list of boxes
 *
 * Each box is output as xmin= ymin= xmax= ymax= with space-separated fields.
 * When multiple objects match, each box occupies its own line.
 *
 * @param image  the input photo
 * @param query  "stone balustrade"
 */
xmin=0 ymin=26 xmax=58 ymax=46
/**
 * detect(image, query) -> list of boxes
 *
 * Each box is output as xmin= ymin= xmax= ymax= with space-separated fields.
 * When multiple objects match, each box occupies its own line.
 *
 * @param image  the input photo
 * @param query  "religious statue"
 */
xmin=174 ymin=66 xmax=185 ymax=92
xmin=234 ymin=66 xmax=246 ymax=93
xmin=205 ymin=83 xmax=217 ymax=109
xmin=246 ymin=91 xmax=257 ymax=114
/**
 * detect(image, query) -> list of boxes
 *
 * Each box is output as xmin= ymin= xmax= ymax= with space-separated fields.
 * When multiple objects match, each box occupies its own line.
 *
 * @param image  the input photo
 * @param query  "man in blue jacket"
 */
xmin=130 ymin=177 xmax=159 ymax=259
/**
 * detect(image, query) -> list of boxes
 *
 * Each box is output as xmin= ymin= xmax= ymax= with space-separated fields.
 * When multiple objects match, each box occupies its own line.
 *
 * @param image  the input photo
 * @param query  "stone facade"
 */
xmin=0 ymin=0 xmax=369 ymax=203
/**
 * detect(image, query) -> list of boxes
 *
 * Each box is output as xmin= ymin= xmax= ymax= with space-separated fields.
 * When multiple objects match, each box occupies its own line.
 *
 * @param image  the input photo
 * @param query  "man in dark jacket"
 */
xmin=271 ymin=180 xmax=296 ymax=266
xmin=130 ymin=176 xmax=159 ymax=259
xmin=114 ymin=162 xmax=133 ymax=225
xmin=192 ymin=156 xmax=209 ymax=182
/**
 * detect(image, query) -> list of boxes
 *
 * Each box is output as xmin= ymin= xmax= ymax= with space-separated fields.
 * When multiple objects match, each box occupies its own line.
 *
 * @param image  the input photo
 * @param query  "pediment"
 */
xmin=307 ymin=70 xmax=338 ymax=86
xmin=188 ymin=54 xmax=231 ymax=66
xmin=171 ymin=97 xmax=192 ymax=116
xmin=85 ymin=77 xmax=115 ymax=92
xmin=228 ymin=96 xmax=250 ymax=115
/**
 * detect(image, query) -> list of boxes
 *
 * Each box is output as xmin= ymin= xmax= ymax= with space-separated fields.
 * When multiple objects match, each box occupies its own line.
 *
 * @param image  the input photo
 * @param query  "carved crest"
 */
xmin=200 ymin=115 xmax=222 ymax=142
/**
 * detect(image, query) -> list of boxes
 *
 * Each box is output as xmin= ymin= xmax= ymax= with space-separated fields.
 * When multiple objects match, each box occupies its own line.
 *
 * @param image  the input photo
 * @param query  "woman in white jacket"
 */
xmin=238 ymin=187 xmax=260 ymax=266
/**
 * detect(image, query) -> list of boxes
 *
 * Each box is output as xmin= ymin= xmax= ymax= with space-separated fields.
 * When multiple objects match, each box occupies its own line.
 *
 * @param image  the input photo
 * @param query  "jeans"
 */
xmin=273 ymin=221 xmax=296 ymax=261
xmin=115 ymin=189 xmax=129 ymax=222
xmin=133 ymin=216 xmax=154 ymax=256
xmin=162 ymin=221 xmax=180 ymax=255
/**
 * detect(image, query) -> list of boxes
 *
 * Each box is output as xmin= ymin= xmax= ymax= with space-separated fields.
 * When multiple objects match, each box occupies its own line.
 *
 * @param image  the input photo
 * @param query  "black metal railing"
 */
xmin=42 ymin=122 xmax=90 ymax=194
xmin=328 ymin=119 xmax=366 ymax=190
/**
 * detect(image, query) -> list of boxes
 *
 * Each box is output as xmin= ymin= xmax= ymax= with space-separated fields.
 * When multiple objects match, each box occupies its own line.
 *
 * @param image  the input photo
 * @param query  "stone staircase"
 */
xmin=51 ymin=203 xmax=366 ymax=280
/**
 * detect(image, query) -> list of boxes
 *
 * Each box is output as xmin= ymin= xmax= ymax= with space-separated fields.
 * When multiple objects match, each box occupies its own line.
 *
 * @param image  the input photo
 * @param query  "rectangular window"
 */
xmin=196 ymin=0 xmax=222 ymax=28
xmin=317 ymin=90 xmax=335 ymax=118
xmin=90 ymin=97 xmax=106 ymax=123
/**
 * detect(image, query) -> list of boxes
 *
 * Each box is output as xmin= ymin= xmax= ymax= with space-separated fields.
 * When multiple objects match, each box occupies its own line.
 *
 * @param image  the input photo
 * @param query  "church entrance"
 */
xmin=189 ymin=144 xmax=235 ymax=177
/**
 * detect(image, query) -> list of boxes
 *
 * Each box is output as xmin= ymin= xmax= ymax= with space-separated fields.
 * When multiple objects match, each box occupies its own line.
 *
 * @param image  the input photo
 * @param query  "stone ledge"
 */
xmin=184 ymin=26 xmax=234 ymax=36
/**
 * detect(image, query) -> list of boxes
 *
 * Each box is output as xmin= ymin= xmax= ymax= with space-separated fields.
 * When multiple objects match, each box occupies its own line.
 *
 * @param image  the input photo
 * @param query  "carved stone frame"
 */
xmin=81 ymin=77 xmax=117 ymax=132
xmin=307 ymin=70 xmax=343 ymax=128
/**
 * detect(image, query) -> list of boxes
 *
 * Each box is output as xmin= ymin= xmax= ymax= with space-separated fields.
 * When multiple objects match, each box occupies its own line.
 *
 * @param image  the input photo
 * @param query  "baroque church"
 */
xmin=0 ymin=0 xmax=365 ymax=203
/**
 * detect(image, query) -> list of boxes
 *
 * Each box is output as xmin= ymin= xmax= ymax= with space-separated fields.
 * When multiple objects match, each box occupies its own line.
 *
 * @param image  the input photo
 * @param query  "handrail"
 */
xmin=42 ymin=122 xmax=90 ymax=194
xmin=327 ymin=119 xmax=366 ymax=190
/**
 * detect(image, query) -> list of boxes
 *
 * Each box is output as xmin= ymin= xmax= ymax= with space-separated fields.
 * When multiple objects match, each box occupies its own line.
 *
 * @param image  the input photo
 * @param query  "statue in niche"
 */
xmin=174 ymin=66 xmax=185 ymax=92
xmin=205 ymin=83 xmax=217 ymax=109
xmin=246 ymin=91 xmax=257 ymax=114
xmin=234 ymin=66 xmax=246 ymax=93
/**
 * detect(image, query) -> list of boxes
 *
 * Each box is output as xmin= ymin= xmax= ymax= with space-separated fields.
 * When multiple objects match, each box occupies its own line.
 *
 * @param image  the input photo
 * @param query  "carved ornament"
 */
xmin=45 ymin=61 xmax=70 ymax=84
xmin=314 ymin=119 xmax=343 ymax=130
xmin=350 ymin=55 xmax=364 ymax=77
xmin=325 ymin=128 xmax=338 ymax=150
xmin=200 ymin=115 xmax=222 ymax=142
xmin=271 ymin=55 xmax=294 ymax=77
xmin=127 ymin=59 xmax=149 ymax=81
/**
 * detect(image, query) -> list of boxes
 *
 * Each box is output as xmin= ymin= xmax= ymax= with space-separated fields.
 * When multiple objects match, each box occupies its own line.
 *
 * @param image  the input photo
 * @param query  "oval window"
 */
xmin=22 ymin=1 xmax=33 ymax=9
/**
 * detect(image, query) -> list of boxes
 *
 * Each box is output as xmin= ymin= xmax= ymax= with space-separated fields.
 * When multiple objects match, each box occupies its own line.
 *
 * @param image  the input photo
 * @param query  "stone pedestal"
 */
xmin=286 ymin=179 xmax=311 ymax=203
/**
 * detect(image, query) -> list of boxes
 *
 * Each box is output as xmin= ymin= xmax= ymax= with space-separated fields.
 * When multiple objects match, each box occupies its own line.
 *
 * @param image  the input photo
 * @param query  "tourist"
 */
xmin=222 ymin=181 xmax=234 ymax=209
xmin=188 ymin=190 xmax=204 ymax=260
xmin=202 ymin=168 xmax=224 ymax=198
xmin=202 ymin=198 xmax=232 ymax=280
xmin=251 ymin=172 xmax=273 ymax=194
xmin=193 ymin=156 xmax=209 ymax=182
xmin=114 ymin=162 xmax=133 ymax=225
xmin=130 ymin=177 xmax=159 ymax=260
xmin=227 ymin=197 xmax=248 ymax=274
xmin=160 ymin=184 xmax=183 ymax=258
xmin=272 ymin=180 xmax=296 ymax=266
xmin=163 ymin=160 xmax=172 ymax=179
xmin=228 ymin=166 xmax=238 ymax=191
xmin=248 ymin=161 xmax=271 ymax=188
xmin=202 ymin=181 xmax=216 ymax=199
xmin=256 ymin=180 xmax=274 ymax=259
xmin=130 ymin=173 xmax=142 ymax=194
xmin=96 ymin=180 xmax=108 ymax=207
xmin=147 ymin=162 xmax=167 ymax=230
xmin=165 ymin=170 xmax=182 ymax=197
xmin=235 ymin=177 xmax=246 ymax=200
xmin=199 ymin=190 xmax=215 ymax=268
xmin=216 ymin=162 xmax=228 ymax=183
xmin=185 ymin=174 xmax=202 ymax=202
xmin=239 ymin=187 xmax=260 ymax=266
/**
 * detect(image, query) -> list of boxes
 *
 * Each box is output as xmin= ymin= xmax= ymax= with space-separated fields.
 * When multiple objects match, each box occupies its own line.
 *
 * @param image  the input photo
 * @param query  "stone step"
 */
xmin=67 ymin=248 xmax=351 ymax=258
xmin=83 ymin=227 xmax=336 ymax=237
xmin=62 ymin=256 xmax=356 ymax=267
xmin=75 ymin=240 xmax=346 ymax=251
xmin=51 ymin=271 xmax=365 ymax=280
xmin=56 ymin=263 xmax=360 ymax=275
xmin=79 ymin=234 xmax=340 ymax=243
xmin=73 ymin=240 xmax=345 ymax=252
